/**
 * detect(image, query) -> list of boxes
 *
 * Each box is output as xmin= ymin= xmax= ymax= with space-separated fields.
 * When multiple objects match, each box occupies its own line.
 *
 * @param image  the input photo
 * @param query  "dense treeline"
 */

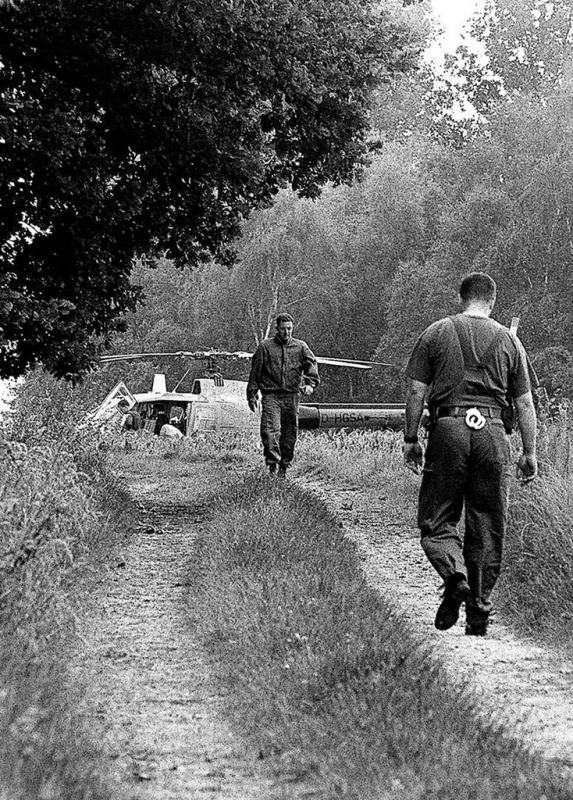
xmin=108 ymin=0 xmax=573 ymax=401
xmin=0 ymin=0 xmax=423 ymax=380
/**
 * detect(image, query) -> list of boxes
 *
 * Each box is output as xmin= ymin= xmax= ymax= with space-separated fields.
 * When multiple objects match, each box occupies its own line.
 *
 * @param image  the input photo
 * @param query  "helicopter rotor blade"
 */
xmin=315 ymin=356 xmax=398 ymax=370
xmin=213 ymin=351 xmax=399 ymax=368
xmin=100 ymin=350 xmax=399 ymax=369
xmin=100 ymin=350 xmax=234 ymax=363
xmin=316 ymin=357 xmax=371 ymax=370
xmin=100 ymin=352 xmax=186 ymax=363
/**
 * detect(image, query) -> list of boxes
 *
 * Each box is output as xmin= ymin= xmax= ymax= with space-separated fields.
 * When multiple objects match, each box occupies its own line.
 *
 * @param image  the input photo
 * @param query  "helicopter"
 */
xmin=91 ymin=349 xmax=408 ymax=435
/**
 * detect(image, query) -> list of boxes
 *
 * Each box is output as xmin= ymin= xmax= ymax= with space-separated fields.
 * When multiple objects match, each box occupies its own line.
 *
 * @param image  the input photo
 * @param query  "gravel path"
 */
xmin=72 ymin=462 xmax=272 ymax=800
xmin=301 ymin=477 xmax=573 ymax=771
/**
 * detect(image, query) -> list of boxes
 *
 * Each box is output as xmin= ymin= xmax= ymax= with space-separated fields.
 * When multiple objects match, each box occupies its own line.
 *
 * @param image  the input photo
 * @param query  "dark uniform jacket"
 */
xmin=247 ymin=335 xmax=320 ymax=402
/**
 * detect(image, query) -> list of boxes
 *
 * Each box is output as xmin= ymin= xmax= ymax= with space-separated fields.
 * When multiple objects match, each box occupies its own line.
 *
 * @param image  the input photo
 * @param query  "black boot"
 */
xmin=465 ymin=598 xmax=491 ymax=636
xmin=435 ymin=573 xmax=471 ymax=631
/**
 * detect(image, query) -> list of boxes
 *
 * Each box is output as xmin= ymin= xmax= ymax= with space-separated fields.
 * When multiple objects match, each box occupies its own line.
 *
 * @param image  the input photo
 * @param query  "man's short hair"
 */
xmin=459 ymin=272 xmax=496 ymax=304
xmin=118 ymin=398 xmax=130 ymax=408
xmin=276 ymin=312 xmax=294 ymax=326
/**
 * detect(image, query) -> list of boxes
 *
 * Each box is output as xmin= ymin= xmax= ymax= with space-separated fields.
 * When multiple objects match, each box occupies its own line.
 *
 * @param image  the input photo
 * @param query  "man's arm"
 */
xmin=301 ymin=343 xmax=319 ymax=396
xmin=246 ymin=346 xmax=263 ymax=410
xmin=403 ymin=379 xmax=429 ymax=474
xmin=514 ymin=390 xmax=538 ymax=482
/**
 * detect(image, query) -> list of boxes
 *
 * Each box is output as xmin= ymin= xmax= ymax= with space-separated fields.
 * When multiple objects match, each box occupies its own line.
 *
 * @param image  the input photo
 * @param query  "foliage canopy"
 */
xmin=0 ymin=0 xmax=422 ymax=380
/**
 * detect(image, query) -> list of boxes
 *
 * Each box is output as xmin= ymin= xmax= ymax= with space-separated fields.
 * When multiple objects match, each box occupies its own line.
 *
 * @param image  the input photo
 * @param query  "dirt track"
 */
xmin=303 ymin=478 xmax=573 ymax=771
xmin=71 ymin=461 xmax=273 ymax=800
xmin=70 ymin=454 xmax=573 ymax=798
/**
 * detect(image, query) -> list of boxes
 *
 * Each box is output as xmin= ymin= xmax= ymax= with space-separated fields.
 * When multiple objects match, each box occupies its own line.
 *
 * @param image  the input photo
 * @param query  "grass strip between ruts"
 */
xmin=189 ymin=473 xmax=572 ymax=800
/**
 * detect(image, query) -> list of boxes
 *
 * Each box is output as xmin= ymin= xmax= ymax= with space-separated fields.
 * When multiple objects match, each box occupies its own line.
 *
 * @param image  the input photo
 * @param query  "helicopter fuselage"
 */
xmin=92 ymin=375 xmax=407 ymax=435
xmin=130 ymin=377 xmax=406 ymax=434
xmin=133 ymin=378 xmax=261 ymax=435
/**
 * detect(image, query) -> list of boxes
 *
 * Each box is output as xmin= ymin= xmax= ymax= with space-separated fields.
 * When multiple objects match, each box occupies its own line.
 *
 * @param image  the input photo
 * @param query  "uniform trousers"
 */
xmin=418 ymin=417 xmax=511 ymax=613
xmin=260 ymin=392 xmax=299 ymax=468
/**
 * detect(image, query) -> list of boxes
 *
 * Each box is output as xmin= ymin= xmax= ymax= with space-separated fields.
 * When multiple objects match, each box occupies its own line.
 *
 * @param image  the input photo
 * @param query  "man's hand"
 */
xmin=248 ymin=398 xmax=259 ymax=413
xmin=403 ymin=442 xmax=424 ymax=475
xmin=517 ymin=453 xmax=537 ymax=483
xmin=300 ymin=385 xmax=314 ymax=397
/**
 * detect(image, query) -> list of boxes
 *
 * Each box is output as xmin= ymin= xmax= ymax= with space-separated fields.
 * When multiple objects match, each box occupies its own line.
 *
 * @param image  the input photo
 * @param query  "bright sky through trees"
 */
xmin=429 ymin=0 xmax=484 ymax=53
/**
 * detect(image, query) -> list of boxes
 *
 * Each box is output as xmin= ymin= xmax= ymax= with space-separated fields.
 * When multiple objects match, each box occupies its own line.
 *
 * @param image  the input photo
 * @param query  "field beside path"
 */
xmin=3 ymin=418 xmax=573 ymax=799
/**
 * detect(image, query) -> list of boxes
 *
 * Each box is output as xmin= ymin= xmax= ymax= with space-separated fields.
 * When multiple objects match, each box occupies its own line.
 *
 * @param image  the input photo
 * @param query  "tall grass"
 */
xmin=0 ymin=371 xmax=131 ymax=799
xmin=497 ymin=409 xmax=573 ymax=648
xmin=294 ymin=428 xmax=405 ymax=487
xmin=190 ymin=475 xmax=572 ymax=799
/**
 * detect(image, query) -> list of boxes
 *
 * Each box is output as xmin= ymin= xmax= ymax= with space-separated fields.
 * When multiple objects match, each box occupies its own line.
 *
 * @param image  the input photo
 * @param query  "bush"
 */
xmin=0 ymin=373 xmax=131 ymax=799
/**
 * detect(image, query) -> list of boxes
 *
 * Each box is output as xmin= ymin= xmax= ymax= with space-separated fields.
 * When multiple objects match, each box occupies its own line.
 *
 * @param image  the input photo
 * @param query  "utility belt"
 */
xmin=431 ymin=405 xmax=504 ymax=431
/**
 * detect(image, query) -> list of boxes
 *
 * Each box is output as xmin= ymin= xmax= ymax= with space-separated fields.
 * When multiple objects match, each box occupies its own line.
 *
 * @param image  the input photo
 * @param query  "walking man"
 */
xmin=403 ymin=273 xmax=537 ymax=636
xmin=247 ymin=313 xmax=320 ymax=475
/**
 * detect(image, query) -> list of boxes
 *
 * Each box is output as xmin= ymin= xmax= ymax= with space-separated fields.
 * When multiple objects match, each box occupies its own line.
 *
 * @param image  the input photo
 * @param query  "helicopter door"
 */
xmin=192 ymin=405 xmax=217 ymax=431
xmin=185 ymin=401 xmax=210 ymax=434
xmin=90 ymin=381 xmax=137 ymax=421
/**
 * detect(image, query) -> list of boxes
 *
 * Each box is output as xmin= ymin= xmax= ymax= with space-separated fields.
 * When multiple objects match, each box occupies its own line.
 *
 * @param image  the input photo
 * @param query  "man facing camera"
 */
xmin=247 ymin=313 xmax=320 ymax=476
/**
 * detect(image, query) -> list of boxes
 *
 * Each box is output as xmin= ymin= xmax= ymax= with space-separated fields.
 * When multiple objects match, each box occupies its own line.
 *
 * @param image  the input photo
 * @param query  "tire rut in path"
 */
xmin=72 ymin=468 xmax=272 ymax=800
xmin=300 ymin=477 xmax=573 ymax=773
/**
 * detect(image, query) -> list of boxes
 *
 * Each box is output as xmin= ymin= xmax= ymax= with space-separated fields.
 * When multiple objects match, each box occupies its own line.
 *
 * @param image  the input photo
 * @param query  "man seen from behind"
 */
xmin=403 ymin=272 xmax=537 ymax=636
xmin=247 ymin=313 xmax=319 ymax=476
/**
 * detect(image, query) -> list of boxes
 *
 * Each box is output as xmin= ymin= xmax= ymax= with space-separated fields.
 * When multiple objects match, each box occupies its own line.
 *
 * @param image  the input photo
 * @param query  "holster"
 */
xmin=423 ymin=405 xmax=437 ymax=431
xmin=501 ymin=401 xmax=515 ymax=435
